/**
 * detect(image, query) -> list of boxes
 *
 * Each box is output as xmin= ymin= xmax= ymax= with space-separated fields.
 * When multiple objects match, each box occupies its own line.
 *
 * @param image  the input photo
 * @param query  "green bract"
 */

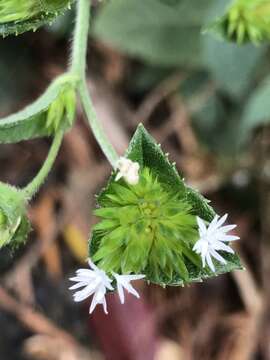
xmin=206 ymin=0 xmax=270 ymax=44
xmin=46 ymin=84 xmax=77 ymax=133
xmin=0 ymin=74 xmax=78 ymax=143
xmin=0 ymin=0 xmax=74 ymax=36
xmin=89 ymin=125 xmax=242 ymax=286
xmin=0 ymin=182 xmax=30 ymax=248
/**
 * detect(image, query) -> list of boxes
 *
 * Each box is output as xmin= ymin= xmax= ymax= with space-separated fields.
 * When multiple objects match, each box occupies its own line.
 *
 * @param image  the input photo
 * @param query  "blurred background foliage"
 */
xmin=93 ymin=0 xmax=269 ymax=152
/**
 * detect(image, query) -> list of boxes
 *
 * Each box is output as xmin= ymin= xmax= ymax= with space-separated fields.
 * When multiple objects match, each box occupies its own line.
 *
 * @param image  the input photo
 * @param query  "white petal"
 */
xmin=117 ymin=282 xmax=125 ymax=304
xmin=88 ymin=259 xmax=99 ymax=272
xmin=69 ymin=275 xmax=92 ymax=282
xmin=210 ymin=249 xmax=227 ymax=265
xmin=206 ymin=252 xmax=215 ymax=272
xmin=124 ymin=283 xmax=140 ymax=299
xmin=119 ymin=274 xmax=145 ymax=281
xmin=89 ymin=294 xmax=99 ymax=314
xmin=208 ymin=215 xmax=219 ymax=232
xmin=76 ymin=269 xmax=96 ymax=276
xmin=200 ymin=240 xmax=209 ymax=259
xmin=69 ymin=281 xmax=90 ymax=290
xmin=219 ymin=224 xmax=237 ymax=233
xmin=73 ymin=284 xmax=96 ymax=302
xmin=213 ymin=241 xmax=234 ymax=254
xmin=125 ymin=173 xmax=139 ymax=185
xmin=193 ymin=239 xmax=204 ymax=252
xmin=215 ymin=213 xmax=228 ymax=228
xmin=196 ymin=217 xmax=207 ymax=234
xmin=114 ymin=273 xmax=144 ymax=303
xmin=101 ymin=296 xmax=108 ymax=314
xmin=218 ymin=234 xmax=240 ymax=242
xmin=95 ymin=286 xmax=107 ymax=303
xmin=89 ymin=287 xmax=106 ymax=314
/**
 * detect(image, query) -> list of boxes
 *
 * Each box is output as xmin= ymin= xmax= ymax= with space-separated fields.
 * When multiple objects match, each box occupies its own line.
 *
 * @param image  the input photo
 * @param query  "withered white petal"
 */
xmin=115 ymin=157 xmax=140 ymax=185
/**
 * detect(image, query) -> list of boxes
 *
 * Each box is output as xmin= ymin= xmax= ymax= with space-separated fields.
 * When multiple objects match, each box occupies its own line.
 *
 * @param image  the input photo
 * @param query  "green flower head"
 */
xmin=0 ymin=182 xmax=30 ymax=249
xmin=207 ymin=0 xmax=270 ymax=44
xmin=93 ymin=167 xmax=199 ymax=284
xmin=89 ymin=125 xmax=242 ymax=286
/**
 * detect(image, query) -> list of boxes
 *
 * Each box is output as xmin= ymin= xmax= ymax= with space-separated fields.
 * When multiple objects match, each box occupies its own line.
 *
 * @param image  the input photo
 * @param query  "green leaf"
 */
xmin=89 ymin=124 xmax=242 ymax=286
xmin=0 ymin=0 xmax=75 ymax=37
xmin=0 ymin=74 xmax=77 ymax=143
xmin=93 ymin=0 xmax=214 ymax=67
xmin=238 ymin=76 xmax=270 ymax=145
xmin=202 ymin=35 xmax=266 ymax=98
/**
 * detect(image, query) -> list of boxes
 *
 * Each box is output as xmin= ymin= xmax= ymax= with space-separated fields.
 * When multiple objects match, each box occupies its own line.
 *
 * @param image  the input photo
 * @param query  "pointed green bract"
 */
xmin=89 ymin=124 xmax=242 ymax=286
xmin=0 ymin=74 xmax=77 ymax=143
xmin=0 ymin=182 xmax=30 ymax=249
xmin=0 ymin=0 xmax=74 ymax=37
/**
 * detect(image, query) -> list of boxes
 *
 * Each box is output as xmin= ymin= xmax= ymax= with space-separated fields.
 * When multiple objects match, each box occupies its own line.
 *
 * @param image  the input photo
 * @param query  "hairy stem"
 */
xmin=70 ymin=0 xmax=119 ymax=168
xmin=22 ymin=130 xmax=64 ymax=199
xmin=79 ymin=79 xmax=119 ymax=167
xmin=70 ymin=0 xmax=90 ymax=77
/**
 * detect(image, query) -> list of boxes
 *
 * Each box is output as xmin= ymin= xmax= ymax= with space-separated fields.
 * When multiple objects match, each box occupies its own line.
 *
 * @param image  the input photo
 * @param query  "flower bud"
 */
xmin=0 ymin=182 xmax=30 ymax=249
xmin=115 ymin=157 xmax=140 ymax=185
xmin=46 ymin=85 xmax=76 ymax=134
xmin=207 ymin=0 xmax=270 ymax=44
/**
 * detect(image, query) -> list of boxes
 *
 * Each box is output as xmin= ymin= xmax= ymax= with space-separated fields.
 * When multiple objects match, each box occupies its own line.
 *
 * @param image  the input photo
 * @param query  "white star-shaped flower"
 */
xmin=193 ymin=214 xmax=239 ymax=272
xmin=113 ymin=273 xmax=145 ymax=304
xmin=69 ymin=259 xmax=113 ymax=314
xmin=115 ymin=157 xmax=140 ymax=185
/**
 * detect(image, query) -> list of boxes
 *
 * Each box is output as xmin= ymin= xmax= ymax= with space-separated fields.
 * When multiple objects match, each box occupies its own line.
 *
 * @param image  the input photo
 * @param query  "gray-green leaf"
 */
xmin=93 ymin=0 xmax=214 ymax=67
xmin=238 ymin=76 xmax=270 ymax=145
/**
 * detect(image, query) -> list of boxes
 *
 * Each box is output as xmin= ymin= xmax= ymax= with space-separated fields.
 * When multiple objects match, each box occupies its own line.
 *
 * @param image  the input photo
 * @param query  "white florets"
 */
xmin=69 ymin=260 xmax=145 ymax=314
xmin=115 ymin=157 xmax=140 ymax=185
xmin=193 ymin=214 xmax=239 ymax=272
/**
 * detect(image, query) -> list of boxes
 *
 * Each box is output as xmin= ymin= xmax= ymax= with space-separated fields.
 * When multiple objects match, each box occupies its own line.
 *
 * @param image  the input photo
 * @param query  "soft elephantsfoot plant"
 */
xmin=1 ymin=0 xmax=261 ymax=314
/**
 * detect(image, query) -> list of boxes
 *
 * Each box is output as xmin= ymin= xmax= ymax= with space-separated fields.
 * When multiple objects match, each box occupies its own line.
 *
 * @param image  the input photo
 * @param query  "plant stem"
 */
xmin=79 ymin=79 xmax=119 ymax=167
xmin=22 ymin=130 xmax=64 ymax=199
xmin=70 ymin=0 xmax=90 ymax=78
xmin=70 ymin=0 xmax=119 ymax=168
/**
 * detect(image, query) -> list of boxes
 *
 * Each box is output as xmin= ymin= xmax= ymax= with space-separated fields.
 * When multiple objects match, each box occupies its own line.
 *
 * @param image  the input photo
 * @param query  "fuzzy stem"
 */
xmin=79 ymin=79 xmax=119 ymax=167
xmin=70 ymin=0 xmax=119 ymax=168
xmin=70 ymin=0 xmax=90 ymax=78
xmin=22 ymin=130 xmax=64 ymax=199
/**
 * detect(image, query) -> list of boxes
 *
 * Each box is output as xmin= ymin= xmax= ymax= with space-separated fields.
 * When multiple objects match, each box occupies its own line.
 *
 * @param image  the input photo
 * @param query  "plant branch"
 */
xmin=70 ymin=0 xmax=90 ymax=78
xmin=22 ymin=130 xmax=64 ymax=199
xmin=79 ymin=79 xmax=119 ymax=167
xmin=70 ymin=0 xmax=119 ymax=168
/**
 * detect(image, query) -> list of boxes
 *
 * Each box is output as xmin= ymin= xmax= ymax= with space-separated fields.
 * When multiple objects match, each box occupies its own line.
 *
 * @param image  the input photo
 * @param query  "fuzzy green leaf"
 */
xmin=0 ymin=74 xmax=77 ymax=143
xmin=0 ymin=0 xmax=75 ymax=37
